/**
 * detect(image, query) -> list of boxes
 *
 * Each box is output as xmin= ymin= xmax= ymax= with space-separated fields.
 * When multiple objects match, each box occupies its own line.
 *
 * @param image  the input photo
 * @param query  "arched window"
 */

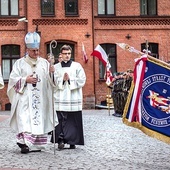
xmin=1 ymin=44 xmax=20 ymax=81
xmin=141 ymin=42 xmax=159 ymax=59
xmin=99 ymin=43 xmax=117 ymax=79
xmin=46 ymin=42 xmax=75 ymax=63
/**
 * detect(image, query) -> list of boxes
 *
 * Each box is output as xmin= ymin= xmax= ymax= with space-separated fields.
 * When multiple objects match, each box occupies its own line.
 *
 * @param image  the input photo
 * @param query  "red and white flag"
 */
xmin=91 ymin=44 xmax=108 ymax=67
xmin=82 ymin=43 xmax=88 ymax=63
xmin=127 ymin=54 xmax=147 ymax=123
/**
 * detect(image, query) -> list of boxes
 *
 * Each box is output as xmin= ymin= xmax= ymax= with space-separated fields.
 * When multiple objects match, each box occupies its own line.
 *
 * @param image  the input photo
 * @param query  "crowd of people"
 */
xmin=4 ymin=32 xmax=86 ymax=154
xmin=108 ymin=69 xmax=133 ymax=117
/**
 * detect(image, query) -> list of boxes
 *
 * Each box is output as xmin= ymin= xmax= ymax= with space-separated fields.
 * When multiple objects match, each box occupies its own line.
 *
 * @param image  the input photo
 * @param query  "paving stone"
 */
xmin=0 ymin=110 xmax=170 ymax=170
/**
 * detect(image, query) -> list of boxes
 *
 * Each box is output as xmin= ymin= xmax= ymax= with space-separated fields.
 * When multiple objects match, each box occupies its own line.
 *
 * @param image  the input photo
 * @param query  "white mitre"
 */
xmin=25 ymin=32 xmax=40 ymax=49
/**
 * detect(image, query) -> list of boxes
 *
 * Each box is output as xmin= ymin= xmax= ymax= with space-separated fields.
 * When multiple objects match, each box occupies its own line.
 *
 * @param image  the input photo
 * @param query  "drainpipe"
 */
xmin=24 ymin=0 xmax=28 ymax=53
xmin=25 ymin=0 xmax=28 ymax=34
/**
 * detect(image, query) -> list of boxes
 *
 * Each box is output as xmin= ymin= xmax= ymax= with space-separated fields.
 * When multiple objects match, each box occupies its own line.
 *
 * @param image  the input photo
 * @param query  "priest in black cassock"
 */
xmin=51 ymin=44 xmax=86 ymax=150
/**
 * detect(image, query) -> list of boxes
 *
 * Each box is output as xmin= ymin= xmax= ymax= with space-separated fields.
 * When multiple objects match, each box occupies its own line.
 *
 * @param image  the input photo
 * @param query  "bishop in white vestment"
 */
xmin=7 ymin=32 xmax=58 ymax=153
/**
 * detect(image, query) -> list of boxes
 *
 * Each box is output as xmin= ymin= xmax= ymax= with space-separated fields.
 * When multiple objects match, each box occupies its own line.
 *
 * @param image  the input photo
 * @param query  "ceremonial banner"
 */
xmin=123 ymin=55 xmax=170 ymax=144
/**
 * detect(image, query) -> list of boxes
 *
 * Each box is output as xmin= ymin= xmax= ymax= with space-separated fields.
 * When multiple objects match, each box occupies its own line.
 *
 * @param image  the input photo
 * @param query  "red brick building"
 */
xmin=0 ymin=0 xmax=170 ymax=110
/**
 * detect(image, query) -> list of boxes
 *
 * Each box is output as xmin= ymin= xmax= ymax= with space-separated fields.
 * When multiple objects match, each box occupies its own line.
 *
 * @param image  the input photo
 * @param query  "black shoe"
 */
xmin=58 ymin=140 xmax=64 ymax=150
xmin=30 ymin=150 xmax=41 ymax=152
xmin=17 ymin=142 xmax=25 ymax=148
xmin=48 ymin=131 xmax=52 ymax=135
xmin=112 ymin=113 xmax=122 ymax=117
xmin=70 ymin=145 xmax=76 ymax=149
xmin=21 ymin=146 xmax=29 ymax=154
xmin=17 ymin=142 xmax=29 ymax=154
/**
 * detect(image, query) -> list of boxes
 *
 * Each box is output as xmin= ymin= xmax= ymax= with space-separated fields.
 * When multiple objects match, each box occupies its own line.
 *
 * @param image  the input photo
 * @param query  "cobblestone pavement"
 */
xmin=0 ymin=110 xmax=170 ymax=170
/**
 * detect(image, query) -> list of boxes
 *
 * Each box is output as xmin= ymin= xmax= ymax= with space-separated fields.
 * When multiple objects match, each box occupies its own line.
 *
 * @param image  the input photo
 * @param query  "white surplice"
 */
xmin=53 ymin=61 xmax=86 ymax=111
xmin=7 ymin=56 xmax=58 ymax=135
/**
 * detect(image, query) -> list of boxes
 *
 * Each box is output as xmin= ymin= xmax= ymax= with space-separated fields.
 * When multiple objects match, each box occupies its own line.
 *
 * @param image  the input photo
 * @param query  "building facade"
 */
xmin=0 ymin=0 xmax=170 ymax=110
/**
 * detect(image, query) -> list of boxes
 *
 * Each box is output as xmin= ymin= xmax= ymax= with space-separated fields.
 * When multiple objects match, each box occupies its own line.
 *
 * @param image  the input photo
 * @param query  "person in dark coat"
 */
xmin=111 ymin=70 xmax=133 ymax=117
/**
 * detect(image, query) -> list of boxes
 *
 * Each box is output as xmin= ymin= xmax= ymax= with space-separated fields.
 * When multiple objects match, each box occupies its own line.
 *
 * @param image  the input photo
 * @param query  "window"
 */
xmin=0 ymin=0 xmax=18 ymax=16
xmin=65 ymin=0 xmax=78 ymax=16
xmin=41 ymin=0 xmax=55 ymax=16
xmin=2 ymin=45 xmax=20 ymax=81
xmin=46 ymin=42 xmax=75 ymax=62
xmin=99 ymin=44 xmax=117 ymax=79
xmin=140 ymin=0 xmax=157 ymax=16
xmin=141 ymin=42 xmax=159 ymax=59
xmin=98 ymin=0 xmax=115 ymax=16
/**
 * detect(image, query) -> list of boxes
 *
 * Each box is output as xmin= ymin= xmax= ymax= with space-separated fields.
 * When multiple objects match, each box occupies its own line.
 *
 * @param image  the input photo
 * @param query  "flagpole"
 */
xmin=116 ymin=43 xmax=170 ymax=67
xmin=49 ymin=40 xmax=57 ymax=155
xmin=106 ymin=54 xmax=111 ymax=116
xmin=107 ymin=88 xmax=111 ymax=116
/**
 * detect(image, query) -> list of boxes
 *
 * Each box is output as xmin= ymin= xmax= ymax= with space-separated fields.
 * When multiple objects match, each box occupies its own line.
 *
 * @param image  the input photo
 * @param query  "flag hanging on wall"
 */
xmin=123 ymin=55 xmax=170 ymax=144
xmin=91 ymin=44 xmax=108 ymax=67
xmin=82 ymin=43 xmax=88 ymax=63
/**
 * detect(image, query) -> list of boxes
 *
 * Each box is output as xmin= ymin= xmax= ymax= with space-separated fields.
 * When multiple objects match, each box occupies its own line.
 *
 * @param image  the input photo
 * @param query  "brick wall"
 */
xmin=0 ymin=0 xmax=170 ymax=110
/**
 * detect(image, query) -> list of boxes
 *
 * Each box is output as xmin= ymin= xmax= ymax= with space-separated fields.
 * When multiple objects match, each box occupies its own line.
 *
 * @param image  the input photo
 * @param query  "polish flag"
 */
xmin=91 ymin=44 xmax=108 ymax=67
xmin=82 ymin=43 xmax=88 ymax=63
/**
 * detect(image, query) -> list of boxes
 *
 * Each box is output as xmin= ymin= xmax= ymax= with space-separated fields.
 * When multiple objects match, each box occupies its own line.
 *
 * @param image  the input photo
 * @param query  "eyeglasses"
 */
xmin=62 ymin=53 xmax=71 ymax=55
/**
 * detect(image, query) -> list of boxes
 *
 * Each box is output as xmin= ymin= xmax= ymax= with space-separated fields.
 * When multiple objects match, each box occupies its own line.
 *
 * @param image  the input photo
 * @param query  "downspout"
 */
xmin=24 ymin=0 xmax=28 ymax=53
xmin=91 ymin=0 xmax=96 ymax=107
xmin=25 ymin=0 xmax=28 ymax=34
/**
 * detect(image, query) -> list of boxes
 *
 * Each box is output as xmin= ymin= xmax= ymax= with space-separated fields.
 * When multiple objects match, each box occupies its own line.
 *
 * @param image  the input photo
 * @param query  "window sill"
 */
xmin=41 ymin=15 xmax=56 ymax=17
xmin=65 ymin=14 xmax=79 ymax=17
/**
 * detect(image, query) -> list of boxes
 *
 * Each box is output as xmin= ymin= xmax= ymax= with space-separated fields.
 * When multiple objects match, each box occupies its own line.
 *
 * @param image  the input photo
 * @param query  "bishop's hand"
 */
xmin=26 ymin=74 xmax=38 ymax=86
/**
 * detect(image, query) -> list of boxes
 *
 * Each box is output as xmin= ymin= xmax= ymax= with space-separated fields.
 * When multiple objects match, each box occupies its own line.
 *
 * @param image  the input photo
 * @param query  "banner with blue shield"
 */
xmin=123 ymin=55 xmax=170 ymax=144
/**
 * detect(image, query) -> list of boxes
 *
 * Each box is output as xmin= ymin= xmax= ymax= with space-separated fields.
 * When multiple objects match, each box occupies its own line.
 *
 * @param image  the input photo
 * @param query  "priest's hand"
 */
xmin=63 ymin=73 xmax=70 ymax=81
xmin=49 ymin=65 xmax=55 ymax=73
xmin=63 ymin=73 xmax=70 ymax=84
